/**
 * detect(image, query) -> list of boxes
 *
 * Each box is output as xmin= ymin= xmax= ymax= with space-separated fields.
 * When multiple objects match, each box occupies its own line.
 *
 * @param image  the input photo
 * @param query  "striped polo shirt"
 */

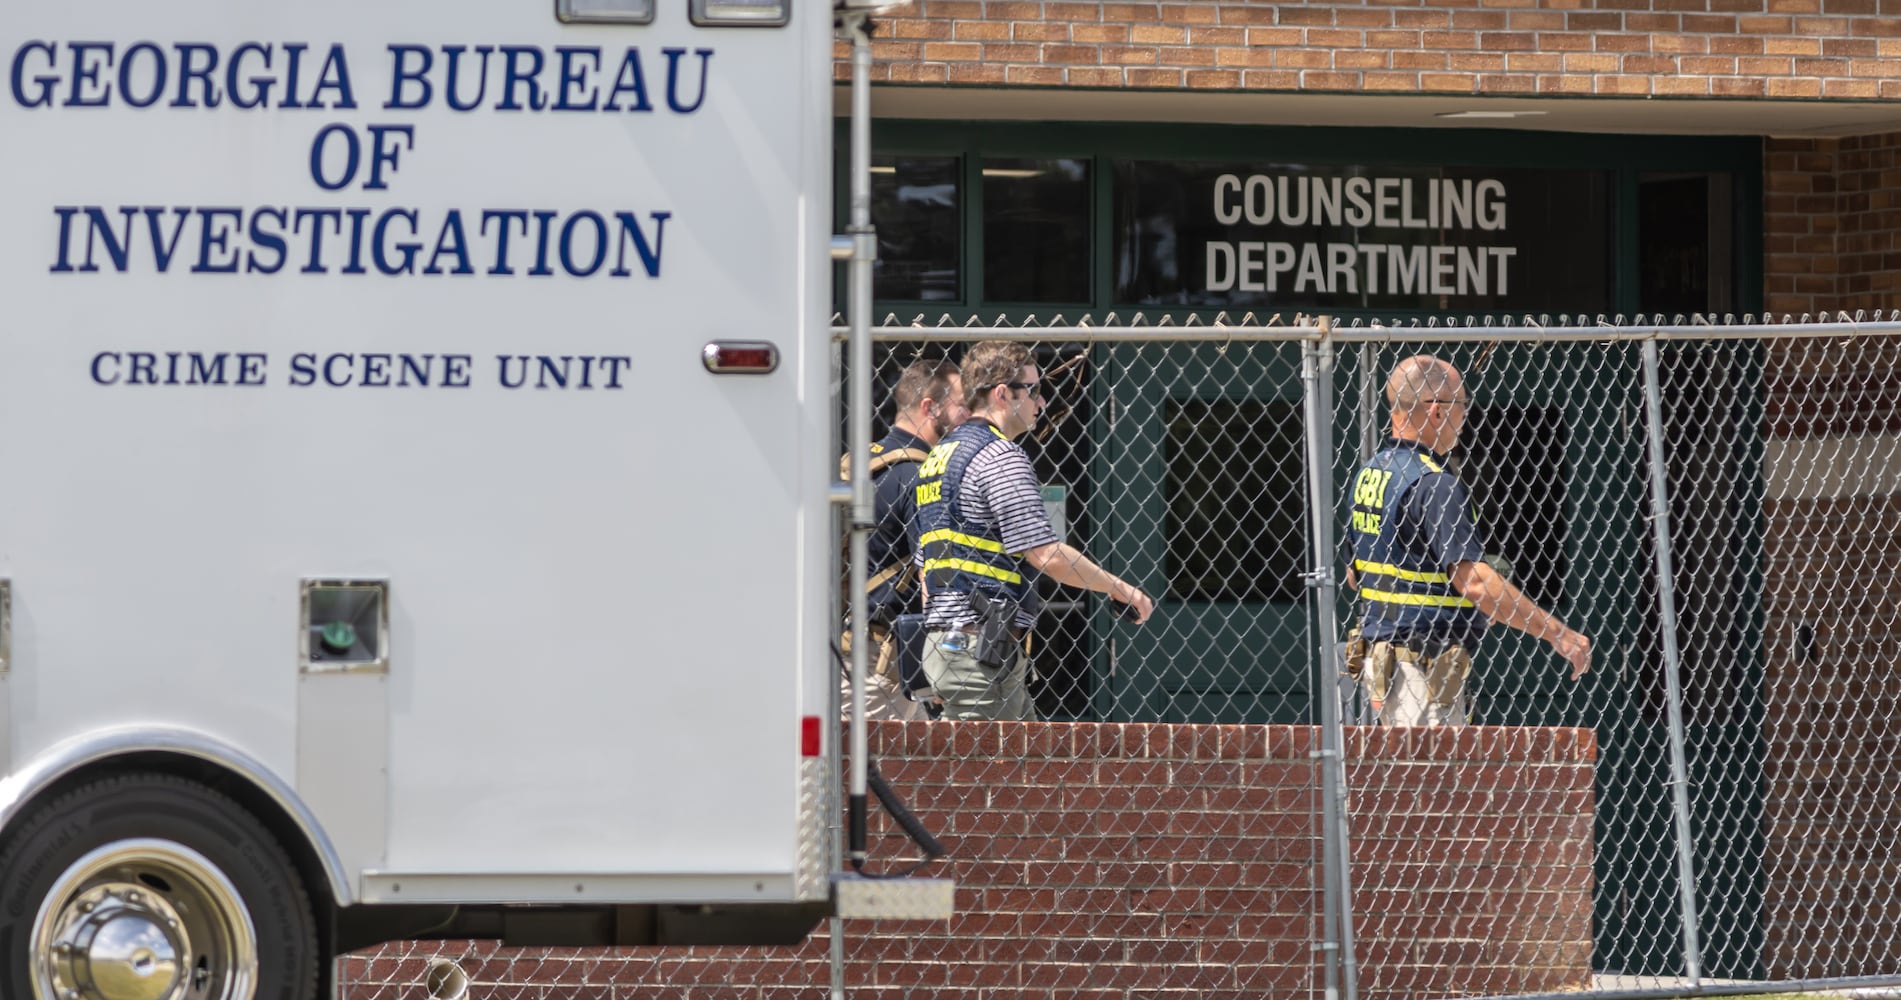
xmin=917 ymin=434 xmax=1057 ymax=629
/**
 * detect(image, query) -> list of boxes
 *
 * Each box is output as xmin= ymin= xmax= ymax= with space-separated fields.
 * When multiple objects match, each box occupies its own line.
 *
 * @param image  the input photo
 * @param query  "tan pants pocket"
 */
xmin=1366 ymin=642 xmax=1397 ymax=701
xmin=1425 ymin=645 xmax=1472 ymax=707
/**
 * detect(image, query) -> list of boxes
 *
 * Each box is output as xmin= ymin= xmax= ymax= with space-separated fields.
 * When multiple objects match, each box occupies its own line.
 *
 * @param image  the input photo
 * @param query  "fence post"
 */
xmin=1302 ymin=323 xmax=1359 ymax=1000
xmin=1640 ymin=337 xmax=1705 ymax=985
xmin=833 ymin=10 xmax=878 ymax=998
xmin=828 ymin=331 xmax=849 ymax=1000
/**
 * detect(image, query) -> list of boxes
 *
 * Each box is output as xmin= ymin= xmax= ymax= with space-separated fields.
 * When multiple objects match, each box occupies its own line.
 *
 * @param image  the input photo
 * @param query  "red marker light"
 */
xmin=800 ymin=716 xmax=823 ymax=757
xmin=702 ymin=341 xmax=779 ymax=374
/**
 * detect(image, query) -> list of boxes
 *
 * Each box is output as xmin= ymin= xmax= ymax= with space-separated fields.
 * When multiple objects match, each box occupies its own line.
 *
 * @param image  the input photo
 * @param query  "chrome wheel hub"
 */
xmin=32 ymin=839 xmax=257 ymax=1000
xmin=46 ymin=882 xmax=186 ymax=1000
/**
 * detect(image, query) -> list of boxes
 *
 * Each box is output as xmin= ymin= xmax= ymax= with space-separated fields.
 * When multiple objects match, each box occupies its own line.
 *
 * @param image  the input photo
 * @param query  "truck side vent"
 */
xmin=300 ymin=580 xmax=389 ymax=675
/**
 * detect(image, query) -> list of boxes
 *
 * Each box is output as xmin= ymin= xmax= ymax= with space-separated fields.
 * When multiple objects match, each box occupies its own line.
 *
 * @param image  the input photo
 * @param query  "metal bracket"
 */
xmin=833 ymin=875 xmax=954 ymax=921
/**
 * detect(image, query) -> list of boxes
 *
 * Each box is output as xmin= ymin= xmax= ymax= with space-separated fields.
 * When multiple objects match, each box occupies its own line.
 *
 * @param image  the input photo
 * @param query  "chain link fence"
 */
xmin=341 ymin=313 xmax=1901 ymax=999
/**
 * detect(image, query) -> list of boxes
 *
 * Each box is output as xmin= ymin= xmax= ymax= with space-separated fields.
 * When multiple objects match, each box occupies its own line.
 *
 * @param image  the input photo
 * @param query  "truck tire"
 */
xmin=0 ymin=772 xmax=319 ymax=1000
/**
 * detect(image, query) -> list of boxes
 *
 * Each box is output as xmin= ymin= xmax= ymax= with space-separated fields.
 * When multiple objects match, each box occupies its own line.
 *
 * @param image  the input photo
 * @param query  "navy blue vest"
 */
xmin=1349 ymin=442 xmax=1485 ymax=644
xmin=913 ymin=420 xmax=1036 ymax=609
xmin=860 ymin=430 xmax=930 ymax=625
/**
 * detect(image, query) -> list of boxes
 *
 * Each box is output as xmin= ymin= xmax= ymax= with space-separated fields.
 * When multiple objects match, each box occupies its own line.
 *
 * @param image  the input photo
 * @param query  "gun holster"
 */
xmin=1343 ymin=624 xmax=1368 ymax=679
xmin=966 ymin=590 xmax=1023 ymax=670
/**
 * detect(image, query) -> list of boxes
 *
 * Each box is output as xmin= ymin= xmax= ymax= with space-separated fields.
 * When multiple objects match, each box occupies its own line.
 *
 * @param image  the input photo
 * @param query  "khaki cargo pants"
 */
xmin=1348 ymin=634 xmax=1473 ymax=727
xmin=839 ymin=624 xmax=927 ymax=722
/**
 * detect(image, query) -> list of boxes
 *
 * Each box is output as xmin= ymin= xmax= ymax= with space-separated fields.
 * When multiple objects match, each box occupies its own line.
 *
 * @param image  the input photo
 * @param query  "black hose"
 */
xmin=867 ymin=761 xmax=945 ymax=860
xmin=831 ymin=640 xmax=948 ymax=876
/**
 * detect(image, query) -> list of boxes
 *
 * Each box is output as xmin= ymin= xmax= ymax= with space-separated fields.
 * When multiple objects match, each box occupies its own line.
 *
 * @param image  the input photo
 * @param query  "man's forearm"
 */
xmin=1022 ymin=542 xmax=1140 ymax=604
xmin=1451 ymin=558 xmax=1592 ymax=679
xmin=1452 ymin=561 xmax=1564 ymax=640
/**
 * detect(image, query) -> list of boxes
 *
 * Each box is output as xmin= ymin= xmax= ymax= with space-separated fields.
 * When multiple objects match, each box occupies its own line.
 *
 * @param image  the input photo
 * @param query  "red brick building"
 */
xmin=832 ymin=2 xmax=1901 ymax=984
xmin=840 ymin=0 xmax=1901 ymax=317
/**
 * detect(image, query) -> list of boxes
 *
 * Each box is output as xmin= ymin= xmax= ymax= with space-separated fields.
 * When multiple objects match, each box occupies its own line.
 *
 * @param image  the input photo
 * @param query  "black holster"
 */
xmin=966 ymin=590 xmax=1022 ymax=670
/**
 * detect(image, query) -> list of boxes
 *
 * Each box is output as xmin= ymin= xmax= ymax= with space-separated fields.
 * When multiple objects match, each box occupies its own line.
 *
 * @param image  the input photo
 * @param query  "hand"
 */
xmin=1551 ymin=628 xmax=1591 ymax=680
xmin=1119 ymin=588 xmax=1155 ymax=625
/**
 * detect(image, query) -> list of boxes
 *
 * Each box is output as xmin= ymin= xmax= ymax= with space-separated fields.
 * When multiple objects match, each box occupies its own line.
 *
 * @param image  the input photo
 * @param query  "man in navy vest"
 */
xmin=842 ymin=359 xmax=966 ymax=721
xmin=914 ymin=340 xmax=1153 ymax=721
xmin=1348 ymin=355 xmax=1591 ymax=726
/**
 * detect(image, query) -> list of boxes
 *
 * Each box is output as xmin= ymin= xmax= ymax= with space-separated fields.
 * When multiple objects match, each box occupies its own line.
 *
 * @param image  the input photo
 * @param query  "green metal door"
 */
xmin=1089 ymin=339 xmax=1313 ymax=724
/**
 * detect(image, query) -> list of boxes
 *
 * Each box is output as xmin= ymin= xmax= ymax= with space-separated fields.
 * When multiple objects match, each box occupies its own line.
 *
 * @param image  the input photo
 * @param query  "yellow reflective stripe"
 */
xmin=923 ymin=558 xmax=1023 ymax=585
xmin=1355 ymin=560 xmax=1451 ymax=584
xmin=919 ymin=529 xmax=1006 ymax=554
xmin=1362 ymin=587 xmax=1475 ymax=609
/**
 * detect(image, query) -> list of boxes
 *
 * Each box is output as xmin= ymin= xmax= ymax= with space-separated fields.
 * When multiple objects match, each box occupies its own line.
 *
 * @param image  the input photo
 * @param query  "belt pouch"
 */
xmin=1366 ymin=642 xmax=1398 ymax=701
xmin=894 ymin=613 xmax=930 ymax=695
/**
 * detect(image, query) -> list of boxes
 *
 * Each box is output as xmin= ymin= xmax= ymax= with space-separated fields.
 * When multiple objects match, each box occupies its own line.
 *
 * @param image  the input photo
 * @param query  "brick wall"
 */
xmin=838 ymin=0 xmax=1901 ymax=98
xmin=1761 ymin=493 xmax=1901 ymax=977
xmin=1766 ymin=133 xmax=1901 ymax=316
xmin=1344 ymin=726 xmax=1597 ymax=997
xmin=1760 ymin=333 xmax=1901 ymax=977
xmin=344 ymin=722 xmax=1595 ymax=999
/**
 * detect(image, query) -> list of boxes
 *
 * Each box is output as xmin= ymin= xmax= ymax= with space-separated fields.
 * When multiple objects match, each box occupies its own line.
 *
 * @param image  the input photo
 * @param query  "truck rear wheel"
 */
xmin=0 ymin=773 xmax=319 ymax=1000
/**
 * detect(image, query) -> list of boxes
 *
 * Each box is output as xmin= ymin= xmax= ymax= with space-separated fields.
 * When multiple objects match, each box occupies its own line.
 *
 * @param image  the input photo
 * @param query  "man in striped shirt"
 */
xmin=913 ymin=340 xmax=1153 ymax=721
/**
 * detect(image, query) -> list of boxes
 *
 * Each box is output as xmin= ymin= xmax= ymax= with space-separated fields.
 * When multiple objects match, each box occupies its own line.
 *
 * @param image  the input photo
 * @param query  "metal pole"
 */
xmin=1640 ymin=338 xmax=1704 ymax=985
xmin=1305 ymin=335 xmax=1340 ymax=1000
xmin=1357 ymin=342 xmax=1380 ymax=461
xmin=1302 ymin=325 xmax=1358 ymax=1000
xmin=1345 ymin=341 xmax=1381 ymax=726
xmin=827 ymin=337 xmax=848 ymax=999
xmin=834 ymin=12 xmax=877 ymax=999
xmin=843 ymin=0 xmax=875 ymax=868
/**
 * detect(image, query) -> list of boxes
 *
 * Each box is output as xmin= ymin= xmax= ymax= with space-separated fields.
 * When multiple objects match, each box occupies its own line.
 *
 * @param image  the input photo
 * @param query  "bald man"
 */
xmin=1346 ymin=355 xmax=1591 ymax=726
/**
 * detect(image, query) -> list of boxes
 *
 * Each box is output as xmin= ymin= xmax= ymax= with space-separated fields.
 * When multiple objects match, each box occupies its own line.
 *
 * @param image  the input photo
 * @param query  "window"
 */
xmin=1640 ymin=172 xmax=1735 ymax=315
xmin=871 ymin=155 xmax=960 ymax=302
xmin=1165 ymin=399 xmax=1305 ymax=603
xmin=849 ymin=123 xmax=1753 ymax=318
xmin=982 ymin=157 xmax=1091 ymax=303
xmin=1458 ymin=405 xmax=1569 ymax=611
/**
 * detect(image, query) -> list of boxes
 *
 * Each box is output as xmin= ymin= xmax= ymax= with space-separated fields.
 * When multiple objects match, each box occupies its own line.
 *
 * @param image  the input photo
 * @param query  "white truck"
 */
xmin=0 ymin=1 xmax=938 ymax=998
